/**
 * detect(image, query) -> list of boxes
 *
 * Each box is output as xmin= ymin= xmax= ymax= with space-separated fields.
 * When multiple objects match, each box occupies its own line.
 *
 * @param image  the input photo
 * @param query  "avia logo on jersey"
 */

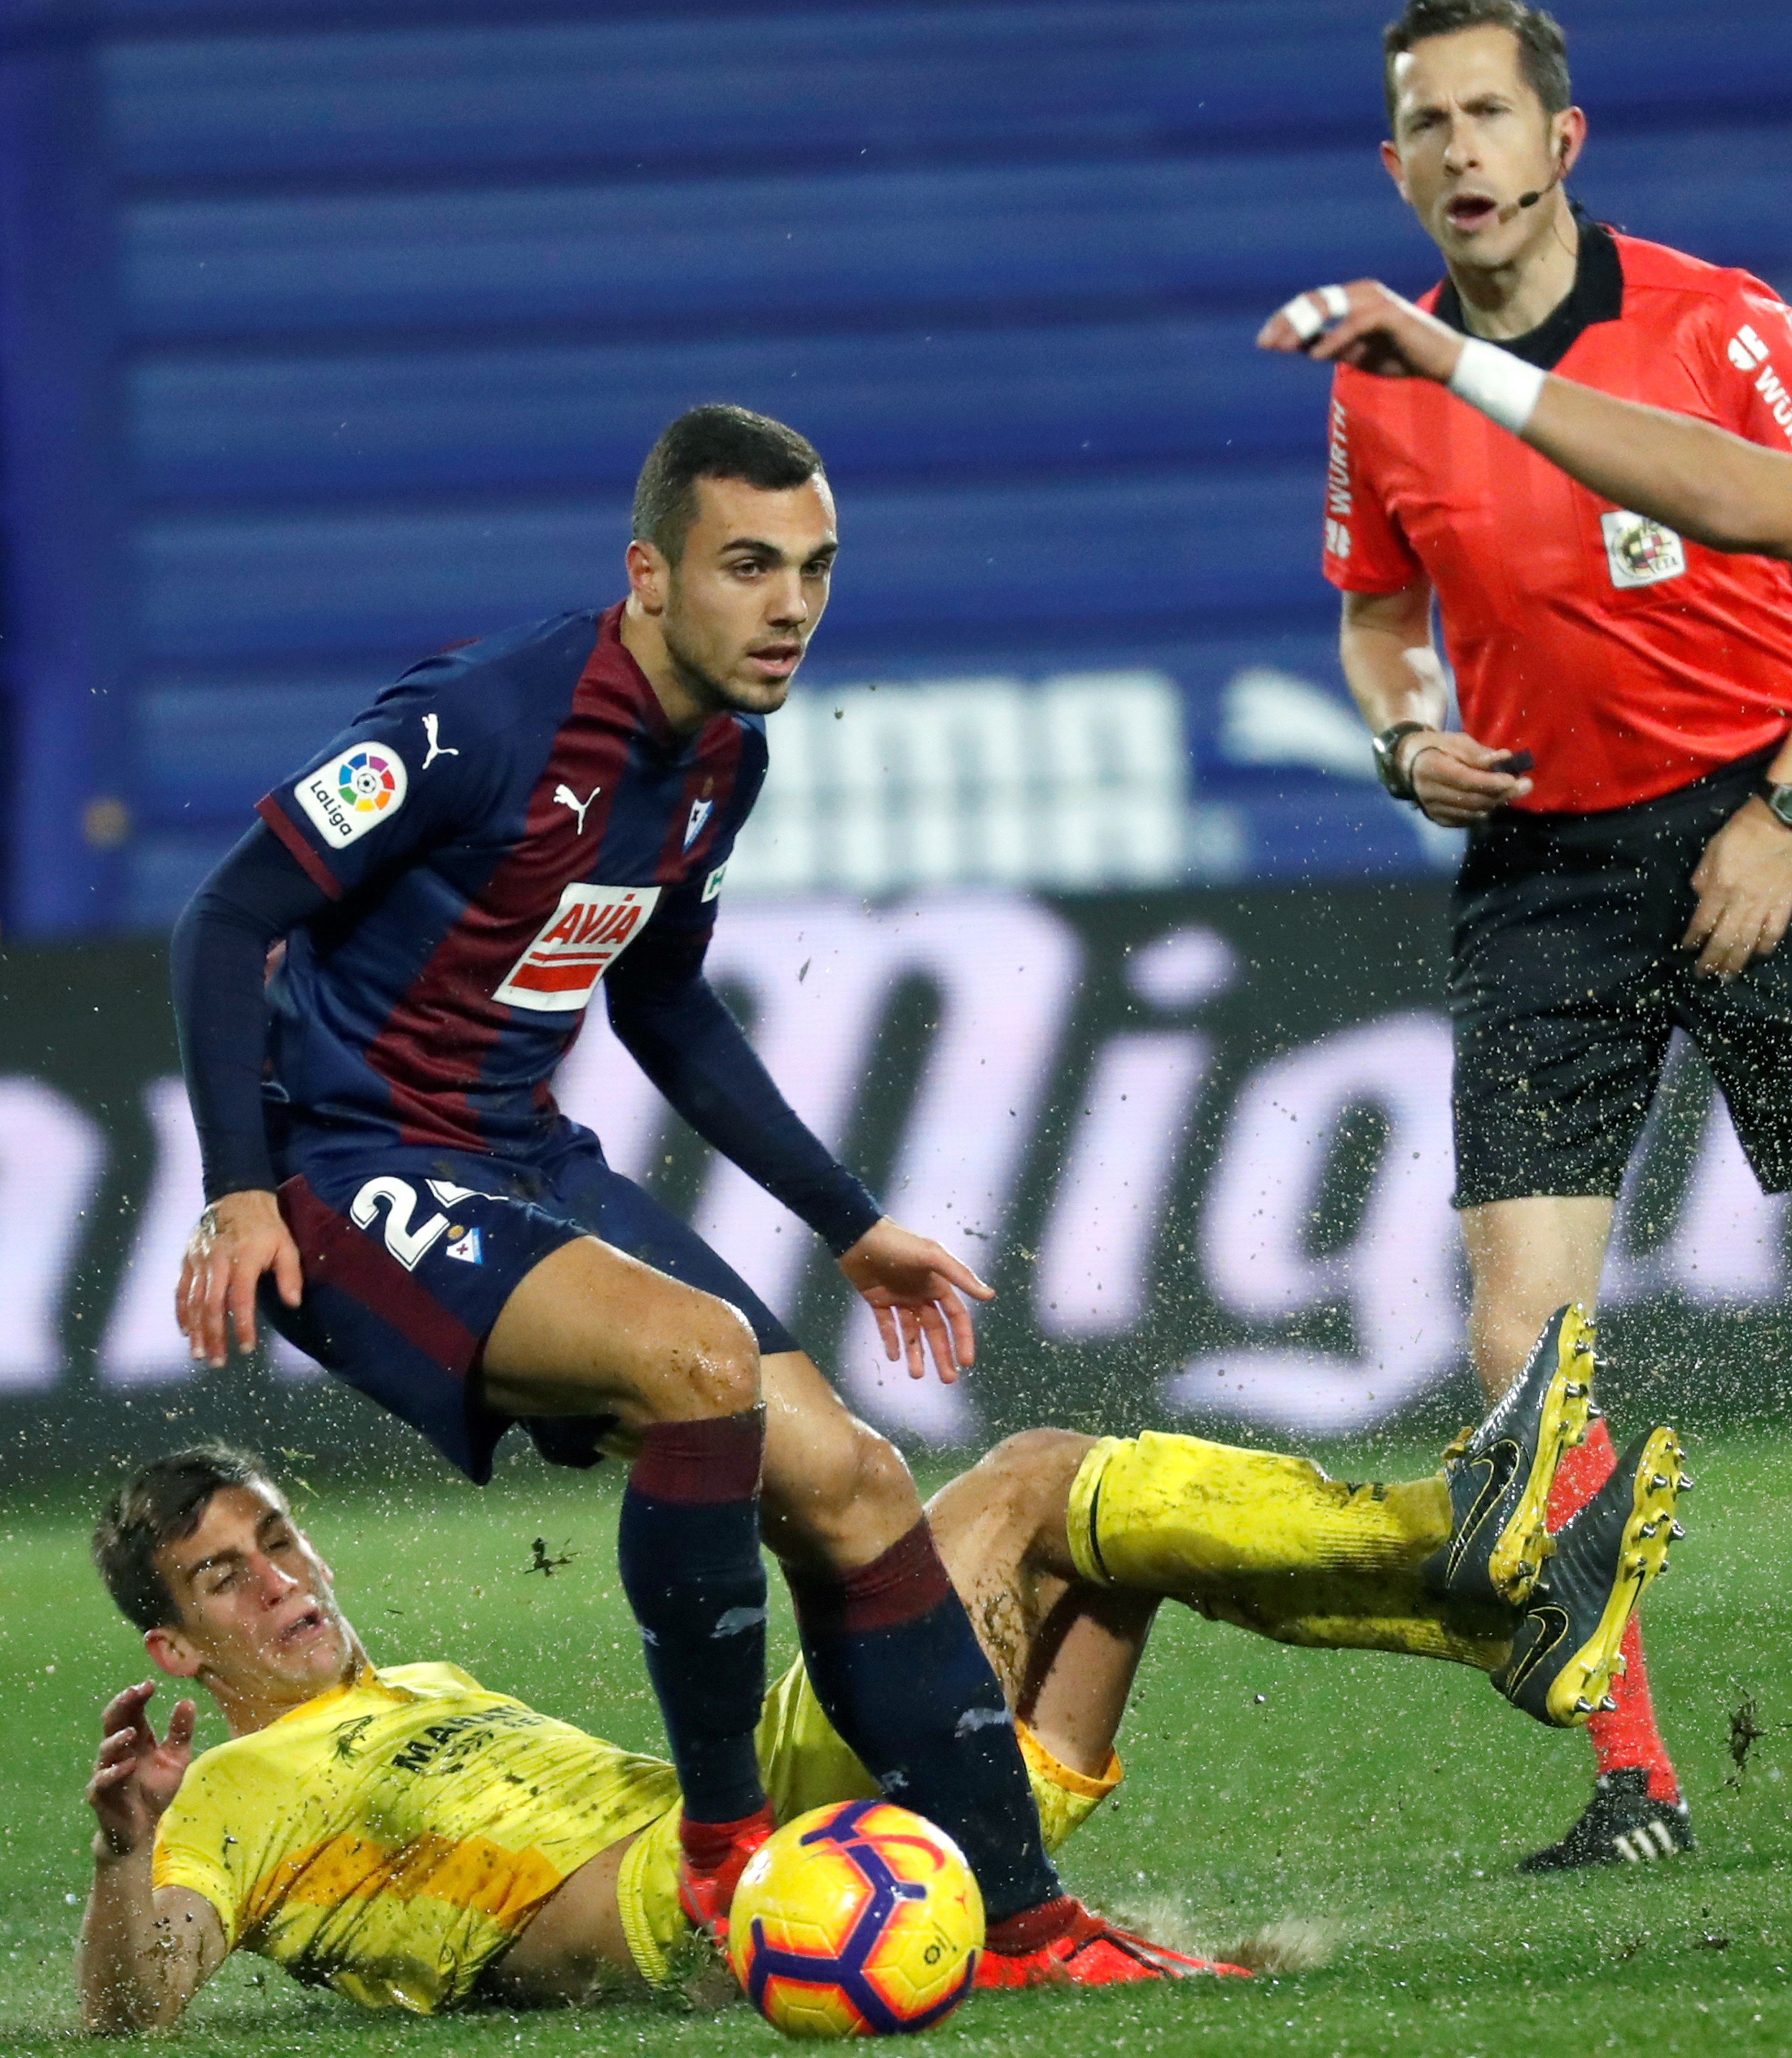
xmin=296 ymin=747 xmax=409 ymax=847
xmin=493 ymin=883 xmax=662 ymax=1013
xmin=1601 ymin=510 xmax=1687 ymax=589
xmin=683 ymin=798 xmax=714 ymax=849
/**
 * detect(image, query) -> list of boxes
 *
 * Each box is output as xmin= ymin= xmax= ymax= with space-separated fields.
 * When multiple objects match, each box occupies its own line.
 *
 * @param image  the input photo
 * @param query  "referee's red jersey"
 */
xmin=1324 ymin=229 xmax=1792 ymax=813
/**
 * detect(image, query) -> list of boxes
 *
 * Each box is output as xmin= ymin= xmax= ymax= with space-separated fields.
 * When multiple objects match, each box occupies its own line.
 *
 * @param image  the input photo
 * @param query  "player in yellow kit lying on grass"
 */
xmin=77 ymin=1307 xmax=1682 ymax=2029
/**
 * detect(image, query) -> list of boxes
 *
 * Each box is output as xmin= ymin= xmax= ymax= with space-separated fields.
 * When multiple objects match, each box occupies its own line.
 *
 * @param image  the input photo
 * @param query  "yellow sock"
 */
xmin=1066 ymin=1431 xmax=1450 ymax=1585
xmin=1065 ymin=1432 xmax=1510 ymax=1672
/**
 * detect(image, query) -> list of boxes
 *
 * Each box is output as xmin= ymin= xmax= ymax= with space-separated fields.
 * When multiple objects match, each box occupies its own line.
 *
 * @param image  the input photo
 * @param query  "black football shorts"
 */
xmin=1449 ymin=745 xmax=1792 ymax=1209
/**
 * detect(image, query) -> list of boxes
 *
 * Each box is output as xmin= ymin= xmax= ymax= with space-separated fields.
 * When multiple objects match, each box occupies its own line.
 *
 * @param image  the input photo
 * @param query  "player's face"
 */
xmin=1381 ymin=26 xmax=1575 ymax=269
xmin=149 ymin=1484 xmax=355 ymax=1704
xmin=659 ymin=475 xmax=838 ymax=717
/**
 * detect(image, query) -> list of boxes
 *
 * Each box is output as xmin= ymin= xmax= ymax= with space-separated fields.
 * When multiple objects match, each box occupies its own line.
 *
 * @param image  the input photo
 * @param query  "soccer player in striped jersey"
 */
xmin=168 ymin=405 xmax=1131 ymax=1977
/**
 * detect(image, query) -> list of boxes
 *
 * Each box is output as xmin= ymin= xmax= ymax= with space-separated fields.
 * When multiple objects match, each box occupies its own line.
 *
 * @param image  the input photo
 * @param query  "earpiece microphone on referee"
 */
xmin=1515 ymin=135 xmax=1571 ymax=211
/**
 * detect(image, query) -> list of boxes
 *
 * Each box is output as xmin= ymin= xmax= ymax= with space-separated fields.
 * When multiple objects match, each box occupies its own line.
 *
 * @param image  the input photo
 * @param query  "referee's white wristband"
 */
xmin=1447 ymin=336 xmax=1546 ymax=436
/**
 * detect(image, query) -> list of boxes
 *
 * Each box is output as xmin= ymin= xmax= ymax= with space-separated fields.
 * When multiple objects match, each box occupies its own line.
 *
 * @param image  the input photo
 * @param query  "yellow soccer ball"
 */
xmin=727 ymin=1800 xmax=984 ymax=2037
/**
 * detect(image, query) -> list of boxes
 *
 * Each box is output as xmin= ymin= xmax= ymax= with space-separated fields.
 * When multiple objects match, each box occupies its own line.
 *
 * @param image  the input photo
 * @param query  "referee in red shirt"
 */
xmin=1263 ymin=0 xmax=1792 ymax=1870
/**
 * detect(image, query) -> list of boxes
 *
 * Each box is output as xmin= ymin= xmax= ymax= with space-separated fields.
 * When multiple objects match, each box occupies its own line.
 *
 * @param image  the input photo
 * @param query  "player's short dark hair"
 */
xmin=93 ymin=1443 xmax=277 ymax=1631
xmin=1383 ymin=1 xmax=1571 ymax=129
xmin=631 ymin=404 xmax=825 ymax=564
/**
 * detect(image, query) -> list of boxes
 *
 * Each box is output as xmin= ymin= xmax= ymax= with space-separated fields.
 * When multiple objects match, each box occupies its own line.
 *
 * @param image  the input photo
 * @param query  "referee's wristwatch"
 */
xmin=1759 ymin=777 xmax=1792 ymax=830
xmin=1372 ymin=721 xmax=1435 ymax=805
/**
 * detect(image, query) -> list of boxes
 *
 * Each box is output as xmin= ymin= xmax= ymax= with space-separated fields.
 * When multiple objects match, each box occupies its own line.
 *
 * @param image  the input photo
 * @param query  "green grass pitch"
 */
xmin=4 ymin=1432 xmax=1791 ymax=2055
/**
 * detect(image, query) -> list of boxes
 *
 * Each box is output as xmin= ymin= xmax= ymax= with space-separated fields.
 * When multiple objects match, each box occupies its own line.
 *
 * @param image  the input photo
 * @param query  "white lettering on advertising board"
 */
xmin=12 ymin=905 xmax=1789 ymax=1435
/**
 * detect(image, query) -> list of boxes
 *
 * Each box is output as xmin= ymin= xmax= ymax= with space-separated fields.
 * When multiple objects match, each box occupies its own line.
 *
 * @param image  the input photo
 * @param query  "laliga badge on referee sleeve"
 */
xmin=296 ymin=747 xmax=408 ymax=846
xmin=1601 ymin=510 xmax=1687 ymax=590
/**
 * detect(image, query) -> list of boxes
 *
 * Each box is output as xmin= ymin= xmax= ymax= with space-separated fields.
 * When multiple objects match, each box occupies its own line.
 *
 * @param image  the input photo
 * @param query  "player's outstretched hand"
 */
xmin=838 ymin=1218 xmax=995 ymax=1385
xmin=1257 ymin=279 xmax=1466 ymax=384
xmin=177 ymin=1188 xmax=304 ymax=1368
xmin=87 ymin=1683 xmax=196 ymax=1861
xmin=1683 ymin=798 xmax=1792 ymax=978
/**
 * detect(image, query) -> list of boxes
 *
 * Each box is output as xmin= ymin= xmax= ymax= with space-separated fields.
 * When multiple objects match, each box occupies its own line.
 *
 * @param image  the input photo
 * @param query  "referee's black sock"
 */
xmin=617 ymin=1408 xmax=768 ymax=1825
xmin=789 ymin=1519 xmax=1062 ymax=1925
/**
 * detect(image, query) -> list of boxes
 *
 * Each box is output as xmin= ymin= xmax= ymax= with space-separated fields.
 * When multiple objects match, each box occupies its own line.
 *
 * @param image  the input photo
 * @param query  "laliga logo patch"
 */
xmin=1601 ymin=510 xmax=1686 ymax=590
xmin=296 ymin=746 xmax=408 ymax=847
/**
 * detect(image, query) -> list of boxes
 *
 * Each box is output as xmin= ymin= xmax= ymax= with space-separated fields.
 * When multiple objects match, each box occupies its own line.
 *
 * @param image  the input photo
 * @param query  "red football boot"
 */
xmin=974 ymin=1896 xmax=1253 ymax=1988
xmin=675 ymin=1804 xmax=776 ymax=1940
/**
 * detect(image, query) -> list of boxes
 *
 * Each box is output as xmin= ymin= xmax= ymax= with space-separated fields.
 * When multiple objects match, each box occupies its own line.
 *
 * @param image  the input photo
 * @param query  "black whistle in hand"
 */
xmin=1490 ymin=750 xmax=1535 ymax=777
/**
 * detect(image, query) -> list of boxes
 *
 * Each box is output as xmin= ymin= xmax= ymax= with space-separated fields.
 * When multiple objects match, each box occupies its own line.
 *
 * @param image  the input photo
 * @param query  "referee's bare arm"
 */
xmin=1260 ymin=280 xmax=1792 ymax=559
xmin=1340 ymin=586 xmax=1532 ymax=826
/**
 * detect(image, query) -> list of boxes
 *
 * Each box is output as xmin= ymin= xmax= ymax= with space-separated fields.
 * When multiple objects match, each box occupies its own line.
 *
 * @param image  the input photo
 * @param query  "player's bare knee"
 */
xmin=978 ymin=1427 xmax=1093 ymax=1478
xmin=653 ymin=1294 xmax=760 ymax=1420
xmin=964 ymin=1429 xmax=1095 ymax=1530
xmin=848 ymin=1427 xmax=919 ymax=1528
xmin=770 ymin=1422 xmax=920 ymax=1567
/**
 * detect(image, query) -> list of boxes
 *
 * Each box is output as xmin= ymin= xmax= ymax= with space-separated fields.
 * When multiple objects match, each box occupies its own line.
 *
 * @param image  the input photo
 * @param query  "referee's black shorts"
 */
xmin=1450 ymin=745 xmax=1792 ymax=1210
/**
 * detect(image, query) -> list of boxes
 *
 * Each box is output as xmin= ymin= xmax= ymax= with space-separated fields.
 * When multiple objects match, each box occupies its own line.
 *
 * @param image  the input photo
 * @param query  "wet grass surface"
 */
xmin=3 ymin=1430 xmax=1790 ymax=2054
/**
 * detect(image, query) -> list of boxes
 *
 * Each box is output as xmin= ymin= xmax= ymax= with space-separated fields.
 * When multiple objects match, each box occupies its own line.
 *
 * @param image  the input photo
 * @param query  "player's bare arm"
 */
xmin=1268 ymin=277 xmax=1792 ymax=961
xmin=78 ymin=1683 xmax=225 ymax=2032
xmin=177 ymin=1190 xmax=303 ymax=1369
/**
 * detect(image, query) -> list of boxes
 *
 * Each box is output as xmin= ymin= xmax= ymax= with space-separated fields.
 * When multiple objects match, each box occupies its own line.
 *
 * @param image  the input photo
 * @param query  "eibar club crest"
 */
xmin=683 ymin=797 xmax=715 ymax=849
xmin=1600 ymin=510 xmax=1687 ymax=590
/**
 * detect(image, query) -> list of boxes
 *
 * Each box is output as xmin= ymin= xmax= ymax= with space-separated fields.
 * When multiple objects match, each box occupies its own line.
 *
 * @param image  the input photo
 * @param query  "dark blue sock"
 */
xmin=790 ymin=1520 xmax=1061 ymax=1924
xmin=617 ymin=1410 xmax=767 ymax=1825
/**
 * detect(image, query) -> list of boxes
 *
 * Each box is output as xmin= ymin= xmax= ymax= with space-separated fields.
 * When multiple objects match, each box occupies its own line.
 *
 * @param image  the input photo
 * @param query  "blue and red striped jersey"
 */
xmin=255 ymin=603 xmax=765 ymax=1162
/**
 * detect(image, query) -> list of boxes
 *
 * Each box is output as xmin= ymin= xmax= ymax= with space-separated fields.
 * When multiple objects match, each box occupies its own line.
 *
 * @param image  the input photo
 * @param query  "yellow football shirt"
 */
xmin=152 ymin=1657 xmax=1123 ymax=2009
xmin=151 ymin=1661 xmax=678 ymax=2013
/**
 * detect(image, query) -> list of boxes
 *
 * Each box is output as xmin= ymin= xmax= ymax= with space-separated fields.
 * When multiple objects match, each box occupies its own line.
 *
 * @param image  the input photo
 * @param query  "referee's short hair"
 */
xmin=1382 ymin=1 xmax=1571 ymax=128
xmin=632 ymin=405 xmax=825 ymax=565
xmin=93 ymin=1443 xmax=279 ymax=1631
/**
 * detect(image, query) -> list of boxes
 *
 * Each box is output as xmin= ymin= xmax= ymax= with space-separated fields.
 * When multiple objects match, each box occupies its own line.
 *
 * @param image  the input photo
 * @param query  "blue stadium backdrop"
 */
xmin=3 ymin=0 xmax=1792 ymax=1473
